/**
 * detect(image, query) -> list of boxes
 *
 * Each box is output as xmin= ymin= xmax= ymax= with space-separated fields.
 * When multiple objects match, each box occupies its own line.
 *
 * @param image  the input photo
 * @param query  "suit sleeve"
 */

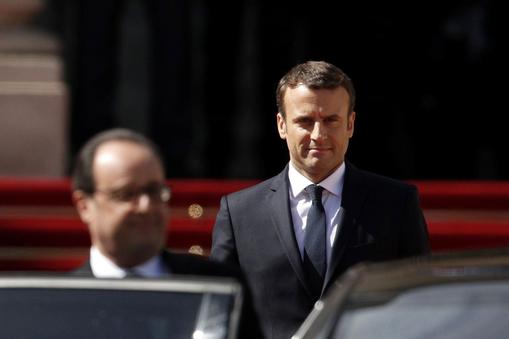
xmin=400 ymin=185 xmax=431 ymax=256
xmin=210 ymin=196 xmax=240 ymax=267
xmin=210 ymin=197 xmax=265 ymax=338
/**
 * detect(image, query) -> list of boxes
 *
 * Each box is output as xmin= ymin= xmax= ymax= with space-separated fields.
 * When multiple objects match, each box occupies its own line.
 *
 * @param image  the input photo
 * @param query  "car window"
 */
xmin=0 ymin=278 xmax=241 ymax=339
xmin=332 ymin=281 xmax=509 ymax=339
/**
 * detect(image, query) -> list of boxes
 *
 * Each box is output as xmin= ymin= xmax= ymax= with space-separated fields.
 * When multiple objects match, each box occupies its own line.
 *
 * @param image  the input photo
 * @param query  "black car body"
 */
xmin=293 ymin=248 xmax=509 ymax=339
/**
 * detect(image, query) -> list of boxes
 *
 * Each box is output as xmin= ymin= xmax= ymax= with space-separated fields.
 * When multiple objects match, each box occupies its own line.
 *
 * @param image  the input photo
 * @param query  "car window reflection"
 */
xmin=333 ymin=282 xmax=509 ymax=339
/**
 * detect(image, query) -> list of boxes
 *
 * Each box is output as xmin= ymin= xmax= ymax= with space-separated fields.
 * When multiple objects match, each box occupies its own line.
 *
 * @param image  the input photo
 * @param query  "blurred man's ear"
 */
xmin=73 ymin=190 xmax=93 ymax=224
xmin=277 ymin=112 xmax=287 ymax=140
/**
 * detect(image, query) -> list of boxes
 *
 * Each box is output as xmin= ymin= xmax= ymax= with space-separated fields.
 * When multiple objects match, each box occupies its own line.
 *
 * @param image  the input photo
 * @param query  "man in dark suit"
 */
xmin=211 ymin=61 xmax=430 ymax=339
xmin=71 ymin=128 xmax=262 ymax=337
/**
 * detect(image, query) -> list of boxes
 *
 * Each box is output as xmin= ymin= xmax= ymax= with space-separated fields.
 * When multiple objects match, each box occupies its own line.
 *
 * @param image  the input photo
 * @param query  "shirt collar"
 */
xmin=135 ymin=254 xmax=168 ymax=278
xmin=288 ymin=161 xmax=345 ymax=198
xmin=90 ymin=246 xmax=167 ymax=278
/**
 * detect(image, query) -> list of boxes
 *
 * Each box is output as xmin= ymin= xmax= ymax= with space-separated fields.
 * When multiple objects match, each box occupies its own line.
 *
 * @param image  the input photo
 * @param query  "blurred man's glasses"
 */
xmin=94 ymin=184 xmax=171 ymax=203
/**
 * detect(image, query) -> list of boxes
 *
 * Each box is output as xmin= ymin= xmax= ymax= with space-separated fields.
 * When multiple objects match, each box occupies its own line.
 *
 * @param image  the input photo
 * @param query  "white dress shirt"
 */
xmin=89 ymin=246 xmax=170 ymax=278
xmin=288 ymin=161 xmax=345 ymax=266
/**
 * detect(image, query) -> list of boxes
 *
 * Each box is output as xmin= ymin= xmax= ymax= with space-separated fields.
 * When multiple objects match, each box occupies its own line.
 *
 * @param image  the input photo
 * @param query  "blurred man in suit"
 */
xmin=71 ymin=128 xmax=263 ymax=337
xmin=71 ymin=128 xmax=225 ymax=277
xmin=211 ymin=61 xmax=430 ymax=339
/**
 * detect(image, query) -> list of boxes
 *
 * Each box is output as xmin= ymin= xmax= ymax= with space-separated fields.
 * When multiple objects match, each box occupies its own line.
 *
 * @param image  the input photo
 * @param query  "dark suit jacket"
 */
xmin=73 ymin=250 xmax=264 ymax=339
xmin=73 ymin=250 xmax=237 ymax=278
xmin=210 ymin=162 xmax=430 ymax=339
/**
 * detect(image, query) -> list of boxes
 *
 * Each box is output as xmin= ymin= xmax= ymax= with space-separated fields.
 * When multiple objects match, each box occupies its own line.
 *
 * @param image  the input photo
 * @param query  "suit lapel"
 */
xmin=323 ymin=162 xmax=368 ymax=292
xmin=268 ymin=166 xmax=313 ymax=297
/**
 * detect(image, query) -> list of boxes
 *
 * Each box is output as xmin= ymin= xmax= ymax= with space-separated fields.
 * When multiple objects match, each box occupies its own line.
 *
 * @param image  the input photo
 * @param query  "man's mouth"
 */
xmin=308 ymin=147 xmax=330 ymax=153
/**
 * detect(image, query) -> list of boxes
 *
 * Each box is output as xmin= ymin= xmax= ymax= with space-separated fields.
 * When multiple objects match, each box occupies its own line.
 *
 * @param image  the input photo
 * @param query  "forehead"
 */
xmin=93 ymin=141 xmax=164 ymax=188
xmin=284 ymin=85 xmax=350 ymax=116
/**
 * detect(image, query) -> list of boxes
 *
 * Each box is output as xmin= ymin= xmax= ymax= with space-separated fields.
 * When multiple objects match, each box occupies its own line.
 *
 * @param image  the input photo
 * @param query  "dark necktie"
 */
xmin=303 ymin=184 xmax=327 ymax=298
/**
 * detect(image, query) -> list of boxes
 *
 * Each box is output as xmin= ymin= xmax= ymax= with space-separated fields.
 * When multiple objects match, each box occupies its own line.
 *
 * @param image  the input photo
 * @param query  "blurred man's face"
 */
xmin=277 ymin=85 xmax=355 ymax=183
xmin=74 ymin=141 xmax=169 ymax=267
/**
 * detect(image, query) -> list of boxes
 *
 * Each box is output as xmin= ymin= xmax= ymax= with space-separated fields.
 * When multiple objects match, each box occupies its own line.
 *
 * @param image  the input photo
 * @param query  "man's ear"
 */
xmin=73 ymin=190 xmax=93 ymax=224
xmin=277 ymin=113 xmax=287 ymax=140
xmin=347 ymin=111 xmax=356 ymax=137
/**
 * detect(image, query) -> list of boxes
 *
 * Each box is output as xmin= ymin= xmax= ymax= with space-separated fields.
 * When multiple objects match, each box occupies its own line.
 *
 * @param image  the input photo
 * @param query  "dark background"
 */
xmin=37 ymin=0 xmax=506 ymax=180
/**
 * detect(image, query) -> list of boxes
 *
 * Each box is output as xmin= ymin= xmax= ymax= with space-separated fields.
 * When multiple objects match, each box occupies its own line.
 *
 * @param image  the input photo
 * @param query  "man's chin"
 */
xmin=305 ymin=161 xmax=340 ymax=178
xmin=124 ymin=244 xmax=162 ymax=265
xmin=305 ymin=159 xmax=329 ymax=171
xmin=126 ymin=229 xmax=165 ymax=249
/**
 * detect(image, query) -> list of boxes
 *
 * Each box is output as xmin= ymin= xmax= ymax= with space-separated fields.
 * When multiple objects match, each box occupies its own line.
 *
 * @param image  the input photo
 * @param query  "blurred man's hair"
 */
xmin=72 ymin=128 xmax=165 ymax=194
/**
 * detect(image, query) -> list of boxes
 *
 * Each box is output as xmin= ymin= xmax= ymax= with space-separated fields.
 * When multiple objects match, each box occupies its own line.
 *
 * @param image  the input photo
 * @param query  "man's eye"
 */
xmin=146 ymin=186 xmax=161 ymax=197
xmin=112 ymin=190 xmax=136 ymax=201
xmin=296 ymin=118 xmax=313 ymax=125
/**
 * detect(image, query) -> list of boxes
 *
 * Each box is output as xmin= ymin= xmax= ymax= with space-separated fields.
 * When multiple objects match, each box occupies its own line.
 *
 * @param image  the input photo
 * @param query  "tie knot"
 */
xmin=306 ymin=184 xmax=324 ymax=202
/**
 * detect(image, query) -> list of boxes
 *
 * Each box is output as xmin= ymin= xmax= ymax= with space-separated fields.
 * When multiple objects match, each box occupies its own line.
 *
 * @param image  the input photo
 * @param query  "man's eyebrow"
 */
xmin=293 ymin=114 xmax=314 ymax=121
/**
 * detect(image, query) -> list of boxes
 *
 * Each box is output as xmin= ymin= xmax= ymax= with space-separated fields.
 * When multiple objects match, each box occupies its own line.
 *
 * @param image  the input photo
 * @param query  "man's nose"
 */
xmin=134 ymin=193 xmax=151 ymax=211
xmin=310 ymin=122 xmax=325 ymax=140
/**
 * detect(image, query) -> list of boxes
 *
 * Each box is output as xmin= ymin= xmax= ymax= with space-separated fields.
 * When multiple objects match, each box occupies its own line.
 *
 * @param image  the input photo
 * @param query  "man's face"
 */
xmin=74 ymin=141 xmax=169 ymax=267
xmin=277 ymin=85 xmax=355 ymax=183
